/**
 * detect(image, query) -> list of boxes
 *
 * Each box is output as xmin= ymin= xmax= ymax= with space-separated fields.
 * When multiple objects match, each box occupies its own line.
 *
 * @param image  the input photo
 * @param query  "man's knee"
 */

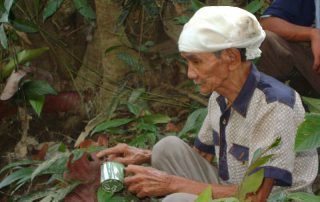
xmin=162 ymin=193 xmax=198 ymax=202
xmin=152 ymin=136 xmax=185 ymax=166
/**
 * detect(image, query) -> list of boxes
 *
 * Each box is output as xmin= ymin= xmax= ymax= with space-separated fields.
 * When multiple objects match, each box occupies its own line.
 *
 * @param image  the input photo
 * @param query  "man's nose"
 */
xmin=187 ymin=65 xmax=197 ymax=79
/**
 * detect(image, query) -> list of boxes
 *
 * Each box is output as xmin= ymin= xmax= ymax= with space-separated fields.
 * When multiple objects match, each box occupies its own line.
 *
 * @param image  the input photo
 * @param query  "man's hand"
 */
xmin=96 ymin=143 xmax=151 ymax=165
xmin=124 ymin=165 xmax=173 ymax=198
xmin=310 ymin=29 xmax=320 ymax=73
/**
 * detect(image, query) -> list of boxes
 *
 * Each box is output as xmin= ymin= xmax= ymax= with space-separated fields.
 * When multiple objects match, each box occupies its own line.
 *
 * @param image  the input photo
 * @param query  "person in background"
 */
xmin=97 ymin=6 xmax=318 ymax=202
xmin=258 ymin=0 xmax=320 ymax=96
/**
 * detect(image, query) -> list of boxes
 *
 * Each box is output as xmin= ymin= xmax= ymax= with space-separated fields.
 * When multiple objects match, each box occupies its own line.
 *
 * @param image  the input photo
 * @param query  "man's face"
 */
xmin=181 ymin=52 xmax=229 ymax=95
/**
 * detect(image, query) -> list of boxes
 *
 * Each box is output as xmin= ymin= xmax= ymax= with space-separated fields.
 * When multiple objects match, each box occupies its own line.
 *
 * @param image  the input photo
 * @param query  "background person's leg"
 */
xmin=152 ymin=136 xmax=218 ymax=184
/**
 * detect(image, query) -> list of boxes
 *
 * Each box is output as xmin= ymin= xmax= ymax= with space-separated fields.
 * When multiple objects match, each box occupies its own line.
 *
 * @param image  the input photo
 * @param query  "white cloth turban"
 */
xmin=178 ymin=6 xmax=266 ymax=60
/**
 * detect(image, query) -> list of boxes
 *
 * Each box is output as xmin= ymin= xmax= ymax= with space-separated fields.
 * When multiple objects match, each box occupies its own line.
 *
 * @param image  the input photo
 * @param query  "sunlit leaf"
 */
xmin=195 ymin=186 xmax=212 ymax=202
xmin=0 ymin=0 xmax=14 ymax=22
xmin=0 ymin=167 xmax=34 ymax=189
xmin=287 ymin=192 xmax=320 ymax=202
xmin=302 ymin=96 xmax=320 ymax=113
xmin=141 ymin=114 xmax=171 ymax=124
xmin=295 ymin=113 xmax=320 ymax=152
xmin=1 ymin=47 xmax=49 ymax=79
xmin=23 ymin=80 xmax=57 ymax=99
xmin=12 ymin=19 xmax=39 ymax=33
xmin=0 ymin=159 xmax=38 ymax=174
xmin=0 ymin=24 xmax=8 ymax=49
xmin=29 ymin=95 xmax=45 ymax=116
xmin=237 ymin=169 xmax=264 ymax=201
xmin=43 ymin=0 xmax=64 ymax=21
xmin=92 ymin=118 xmax=134 ymax=135
xmin=73 ymin=0 xmax=96 ymax=20
xmin=248 ymin=154 xmax=273 ymax=173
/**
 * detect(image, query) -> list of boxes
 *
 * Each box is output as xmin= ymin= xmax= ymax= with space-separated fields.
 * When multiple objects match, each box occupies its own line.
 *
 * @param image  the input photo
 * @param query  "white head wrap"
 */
xmin=178 ymin=6 xmax=266 ymax=60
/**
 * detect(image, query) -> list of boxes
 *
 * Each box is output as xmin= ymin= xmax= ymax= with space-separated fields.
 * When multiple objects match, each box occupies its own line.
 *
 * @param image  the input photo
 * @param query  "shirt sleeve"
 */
xmin=248 ymin=102 xmax=301 ymax=186
xmin=262 ymin=0 xmax=315 ymax=27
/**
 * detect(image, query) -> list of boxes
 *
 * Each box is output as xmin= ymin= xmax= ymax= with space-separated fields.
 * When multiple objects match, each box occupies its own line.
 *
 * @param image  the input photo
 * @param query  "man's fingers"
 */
xmin=125 ymin=165 xmax=146 ymax=175
xmin=96 ymin=143 xmax=127 ymax=158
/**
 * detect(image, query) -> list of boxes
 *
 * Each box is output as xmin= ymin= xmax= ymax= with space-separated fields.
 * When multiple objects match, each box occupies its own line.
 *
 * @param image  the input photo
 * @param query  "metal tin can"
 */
xmin=100 ymin=161 xmax=125 ymax=193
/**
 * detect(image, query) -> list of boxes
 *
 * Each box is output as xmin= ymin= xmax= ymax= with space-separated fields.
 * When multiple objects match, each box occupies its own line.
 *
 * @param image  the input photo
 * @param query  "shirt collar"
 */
xmin=216 ymin=64 xmax=260 ymax=117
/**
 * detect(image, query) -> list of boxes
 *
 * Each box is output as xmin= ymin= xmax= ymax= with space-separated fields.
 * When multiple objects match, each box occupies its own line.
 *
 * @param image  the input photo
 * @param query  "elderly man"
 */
xmin=258 ymin=0 xmax=320 ymax=95
xmin=97 ymin=6 xmax=318 ymax=202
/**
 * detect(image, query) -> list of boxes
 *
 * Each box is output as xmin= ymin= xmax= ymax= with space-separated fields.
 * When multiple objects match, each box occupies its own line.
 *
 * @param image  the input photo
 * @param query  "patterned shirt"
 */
xmin=194 ymin=65 xmax=318 ymax=192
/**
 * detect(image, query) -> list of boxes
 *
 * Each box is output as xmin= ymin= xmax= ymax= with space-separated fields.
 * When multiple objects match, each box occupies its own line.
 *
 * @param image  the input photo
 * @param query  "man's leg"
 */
xmin=152 ymin=136 xmax=218 ymax=183
xmin=151 ymin=136 xmax=218 ymax=202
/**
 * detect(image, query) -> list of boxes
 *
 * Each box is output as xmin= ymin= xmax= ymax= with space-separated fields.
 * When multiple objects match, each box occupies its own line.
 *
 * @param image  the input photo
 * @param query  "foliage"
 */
xmin=178 ymin=107 xmax=207 ymax=139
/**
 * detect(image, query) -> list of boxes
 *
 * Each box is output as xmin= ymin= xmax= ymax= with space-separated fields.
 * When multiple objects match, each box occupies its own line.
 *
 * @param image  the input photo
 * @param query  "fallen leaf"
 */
xmin=165 ymin=122 xmax=181 ymax=132
xmin=32 ymin=143 xmax=49 ymax=161
xmin=0 ymin=70 xmax=27 ymax=100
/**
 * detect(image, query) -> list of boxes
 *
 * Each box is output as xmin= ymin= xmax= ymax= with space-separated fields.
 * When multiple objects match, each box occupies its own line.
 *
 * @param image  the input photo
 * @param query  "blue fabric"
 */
xmin=263 ymin=0 xmax=315 ymax=27
xmin=251 ymin=166 xmax=293 ymax=186
xmin=315 ymin=0 xmax=320 ymax=28
xmin=229 ymin=144 xmax=249 ymax=162
xmin=194 ymin=137 xmax=215 ymax=155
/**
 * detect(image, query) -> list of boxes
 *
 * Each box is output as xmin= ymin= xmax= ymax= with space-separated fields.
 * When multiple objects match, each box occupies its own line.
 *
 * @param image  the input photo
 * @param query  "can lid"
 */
xmin=101 ymin=179 xmax=123 ymax=193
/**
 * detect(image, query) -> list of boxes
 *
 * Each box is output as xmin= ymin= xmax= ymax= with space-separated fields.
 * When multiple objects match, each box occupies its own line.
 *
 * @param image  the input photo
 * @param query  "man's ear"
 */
xmin=221 ymin=48 xmax=241 ymax=70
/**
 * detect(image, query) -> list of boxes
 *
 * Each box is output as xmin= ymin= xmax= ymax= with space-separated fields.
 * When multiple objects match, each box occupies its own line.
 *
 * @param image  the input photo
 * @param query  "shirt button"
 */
xmin=222 ymin=119 xmax=227 ymax=125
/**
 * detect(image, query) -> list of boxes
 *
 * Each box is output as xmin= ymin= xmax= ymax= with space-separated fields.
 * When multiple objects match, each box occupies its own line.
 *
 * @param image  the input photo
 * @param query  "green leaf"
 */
xmin=266 ymin=137 xmax=281 ymax=151
xmin=287 ymin=192 xmax=320 ymax=202
xmin=245 ymin=0 xmax=264 ymax=14
xmin=92 ymin=118 xmax=134 ymax=134
xmin=97 ymin=187 xmax=113 ymax=202
xmin=267 ymin=191 xmax=287 ymax=202
xmin=31 ymin=153 xmax=69 ymax=181
xmin=248 ymin=154 xmax=273 ymax=173
xmin=12 ymin=19 xmax=39 ymax=33
xmin=0 ymin=24 xmax=8 ymax=49
xmin=174 ymin=16 xmax=190 ymax=25
xmin=0 ymin=167 xmax=34 ymax=189
xmin=117 ymin=52 xmax=144 ymax=74
xmin=302 ymin=96 xmax=320 ymax=113
xmin=295 ymin=113 xmax=320 ymax=152
xmin=128 ymin=88 xmax=145 ymax=103
xmin=1 ymin=47 xmax=49 ymax=79
xmin=29 ymin=95 xmax=45 ymax=117
xmin=105 ymin=45 xmax=123 ymax=55
xmin=73 ymin=0 xmax=96 ymax=20
xmin=238 ymin=169 xmax=264 ymax=201
xmin=23 ymin=80 xmax=57 ymax=99
xmin=43 ymin=0 xmax=64 ymax=21
xmin=195 ymin=186 xmax=212 ymax=202
xmin=39 ymin=181 xmax=81 ymax=202
xmin=179 ymin=108 xmax=207 ymax=137
xmin=251 ymin=148 xmax=262 ymax=163
xmin=0 ymin=0 xmax=14 ymax=22
xmin=141 ymin=114 xmax=171 ymax=124
xmin=191 ymin=0 xmax=203 ymax=12
xmin=18 ymin=190 xmax=53 ymax=202
xmin=0 ymin=159 xmax=37 ymax=174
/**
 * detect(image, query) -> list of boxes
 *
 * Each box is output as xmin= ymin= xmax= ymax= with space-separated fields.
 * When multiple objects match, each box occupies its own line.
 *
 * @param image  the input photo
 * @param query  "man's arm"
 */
xmin=260 ymin=17 xmax=320 ymax=72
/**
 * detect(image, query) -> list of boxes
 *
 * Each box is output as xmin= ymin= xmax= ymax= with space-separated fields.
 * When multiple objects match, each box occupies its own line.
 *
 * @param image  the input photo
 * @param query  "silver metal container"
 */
xmin=100 ymin=161 xmax=125 ymax=193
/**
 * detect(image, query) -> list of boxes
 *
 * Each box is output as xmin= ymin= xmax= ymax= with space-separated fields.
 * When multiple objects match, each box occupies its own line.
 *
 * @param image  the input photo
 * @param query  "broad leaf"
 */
xmin=195 ymin=186 xmax=212 ymax=202
xmin=73 ymin=0 xmax=96 ymax=20
xmin=23 ymin=80 xmax=57 ymax=99
xmin=245 ymin=0 xmax=264 ymax=14
xmin=267 ymin=191 xmax=287 ymax=202
xmin=1 ymin=47 xmax=49 ymax=79
xmin=91 ymin=118 xmax=134 ymax=134
xmin=302 ymin=96 xmax=320 ymax=113
xmin=191 ymin=0 xmax=203 ymax=12
xmin=0 ymin=0 xmax=14 ymax=22
xmin=295 ymin=113 xmax=320 ymax=152
xmin=97 ymin=187 xmax=113 ymax=202
xmin=0 ymin=167 xmax=34 ymax=189
xmin=238 ymin=169 xmax=264 ymax=201
xmin=179 ymin=108 xmax=207 ymax=137
xmin=12 ymin=19 xmax=39 ymax=33
xmin=31 ymin=153 xmax=69 ymax=181
xmin=0 ymin=159 xmax=38 ymax=174
xmin=141 ymin=114 xmax=171 ymax=124
xmin=0 ymin=24 xmax=8 ymax=49
xmin=29 ymin=95 xmax=45 ymax=116
xmin=287 ymin=192 xmax=320 ymax=202
xmin=248 ymin=154 xmax=273 ymax=173
xmin=43 ymin=0 xmax=64 ymax=21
